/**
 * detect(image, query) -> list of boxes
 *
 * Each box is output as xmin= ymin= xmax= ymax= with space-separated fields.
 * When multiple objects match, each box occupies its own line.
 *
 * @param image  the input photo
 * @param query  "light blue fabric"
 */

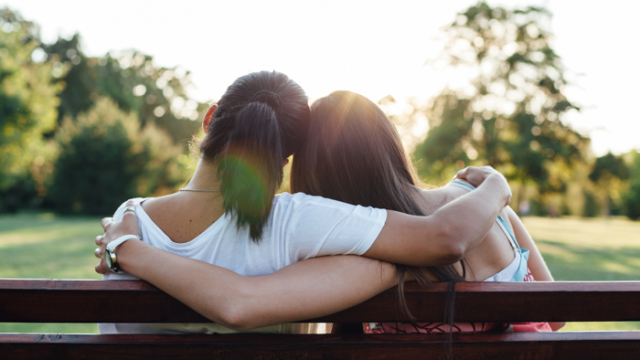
xmin=449 ymin=179 xmax=529 ymax=282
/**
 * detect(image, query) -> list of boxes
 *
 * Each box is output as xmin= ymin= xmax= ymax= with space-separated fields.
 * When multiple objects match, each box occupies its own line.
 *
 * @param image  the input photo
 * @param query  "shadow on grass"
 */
xmin=537 ymin=239 xmax=640 ymax=281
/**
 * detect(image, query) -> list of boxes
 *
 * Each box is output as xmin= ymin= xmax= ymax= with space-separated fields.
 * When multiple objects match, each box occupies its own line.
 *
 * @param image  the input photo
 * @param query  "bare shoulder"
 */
xmin=139 ymin=194 xmax=175 ymax=212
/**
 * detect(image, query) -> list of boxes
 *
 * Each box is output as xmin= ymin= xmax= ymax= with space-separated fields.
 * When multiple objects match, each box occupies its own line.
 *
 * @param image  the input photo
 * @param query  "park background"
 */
xmin=1 ymin=0 xmax=639 ymax=333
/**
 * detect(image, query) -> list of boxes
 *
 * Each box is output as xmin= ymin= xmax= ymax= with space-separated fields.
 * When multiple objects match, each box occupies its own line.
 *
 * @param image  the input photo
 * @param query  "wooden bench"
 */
xmin=1 ymin=279 xmax=640 ymax=359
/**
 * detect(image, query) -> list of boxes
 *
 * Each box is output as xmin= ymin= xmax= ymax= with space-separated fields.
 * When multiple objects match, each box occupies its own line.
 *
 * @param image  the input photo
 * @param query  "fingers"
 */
xmin=94 ymin=235 xmax=107 ymax=274
xmin=95 ymin=261 xmax=107 ymax=275
xmin=95 ymin=199 xmax=140 ymax=275
xmin=101 ymin=217 xmax=113 ymax=231
xmin=454 ymin=168 xmax=468 ymax=180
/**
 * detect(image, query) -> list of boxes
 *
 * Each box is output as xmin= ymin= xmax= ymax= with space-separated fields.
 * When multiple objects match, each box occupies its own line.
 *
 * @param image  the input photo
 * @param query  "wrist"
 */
xmin=105 ymin=235 xmax=141 ymax=273
xmin=114 ymin=239 xmax=138 ymax=272
xmin=482 ymin=175 xmax=510 ymax=204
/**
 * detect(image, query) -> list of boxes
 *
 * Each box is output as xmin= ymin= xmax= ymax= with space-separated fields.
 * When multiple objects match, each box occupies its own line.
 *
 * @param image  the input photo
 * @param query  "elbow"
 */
xmin=430 ymin=223 xmax=468 ymax=265
xmin=214 ymin=285 xmax=260 ymax=331
xmin=439 ymin=242 xmax=465 ymax=265
xmin=217 ymin=303 xmax=253 ymax=331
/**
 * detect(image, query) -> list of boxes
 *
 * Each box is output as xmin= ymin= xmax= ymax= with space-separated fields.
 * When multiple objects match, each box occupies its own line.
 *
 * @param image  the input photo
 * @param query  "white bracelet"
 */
xmin=106 ymin=235 xmax=142 ymax=252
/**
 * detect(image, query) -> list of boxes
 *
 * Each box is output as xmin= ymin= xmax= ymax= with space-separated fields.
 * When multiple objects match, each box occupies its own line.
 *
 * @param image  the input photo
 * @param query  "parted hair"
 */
xmin=200 ymin=71 xmax=310 ymax=241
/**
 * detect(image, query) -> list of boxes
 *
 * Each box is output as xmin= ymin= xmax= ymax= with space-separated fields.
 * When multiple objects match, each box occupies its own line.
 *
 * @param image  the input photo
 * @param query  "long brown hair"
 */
xmin=290 ymin=90 xmax=466 ymax=317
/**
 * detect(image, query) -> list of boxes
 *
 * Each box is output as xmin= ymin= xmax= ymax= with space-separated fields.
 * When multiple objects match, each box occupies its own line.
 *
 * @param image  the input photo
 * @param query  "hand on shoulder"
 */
xmin=95 ymin=199 xmax=142 ymax=274
xmin=455 ymin=166 xmax=511 ymax=206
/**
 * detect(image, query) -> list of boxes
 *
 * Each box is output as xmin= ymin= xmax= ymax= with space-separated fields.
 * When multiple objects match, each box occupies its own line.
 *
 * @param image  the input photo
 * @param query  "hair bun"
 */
xmin=250 ymin=90 xmax=282 ymax=109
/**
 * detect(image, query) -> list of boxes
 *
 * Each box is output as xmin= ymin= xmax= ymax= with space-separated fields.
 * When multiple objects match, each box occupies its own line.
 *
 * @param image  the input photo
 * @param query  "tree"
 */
xmin=0 ymin=9 xmax=61 ymax=211
xmin=414 ymin=2 xmax=589 ymax=199
xmin=622 ymin=151 xmax=640 ymax=220
xmin=43 ymin=38 xmax=205 ymax=148
xmin=588 ymin=152 xmax=629 ymax=216
xmin=48 ymin=98 xmax=188 ymax=215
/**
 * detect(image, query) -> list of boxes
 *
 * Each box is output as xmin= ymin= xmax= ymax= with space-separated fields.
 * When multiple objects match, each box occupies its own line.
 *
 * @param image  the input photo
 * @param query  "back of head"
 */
xmin=200 ymin=71 xmax=310 ymax=241
xmin=291 ymin=90 xmax=465 ymax=318
xmin=290 ymin=90 xmax=421 ymax=215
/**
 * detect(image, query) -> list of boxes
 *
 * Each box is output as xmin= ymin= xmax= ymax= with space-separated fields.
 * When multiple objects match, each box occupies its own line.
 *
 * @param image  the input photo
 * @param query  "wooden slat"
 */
xmin=2 ymin=279 xmax=640 ymax=323
xmin=2 ymin=332 xmax=640 ymax=360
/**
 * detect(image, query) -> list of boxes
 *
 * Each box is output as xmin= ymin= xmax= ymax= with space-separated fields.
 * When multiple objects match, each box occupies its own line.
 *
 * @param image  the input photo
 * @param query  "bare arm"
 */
xmin=365 ymin=171 xmax=512 ymax=266
xmin=95 ymin=166 xmax=509 ymax=328
xmin=506 ymin=206 xmax=553 ymax=281
xmin=505 ymin=206 xmax=565 ymax=331
xmin=98 ymin=229 xmax=397 ymax=330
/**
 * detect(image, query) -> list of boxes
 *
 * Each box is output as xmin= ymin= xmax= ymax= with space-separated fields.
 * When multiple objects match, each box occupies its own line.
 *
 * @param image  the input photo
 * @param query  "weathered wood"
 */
xmin=2 ymin=279 xmax=640 ymax=323
xmin=2 ymin=332 xmax=640 ymax=360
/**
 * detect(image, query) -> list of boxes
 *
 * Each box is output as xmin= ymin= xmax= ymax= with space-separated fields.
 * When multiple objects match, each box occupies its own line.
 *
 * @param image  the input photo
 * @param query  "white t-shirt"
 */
xmin=99 ymin=192 xmax=387 ymax=334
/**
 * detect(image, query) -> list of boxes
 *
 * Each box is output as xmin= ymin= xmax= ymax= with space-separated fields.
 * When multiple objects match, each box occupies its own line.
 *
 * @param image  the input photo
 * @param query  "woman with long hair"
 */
xmin=94 ymin=72 xmax=512 ymax=334
xmin=291 ymin=90 xmax=563 ymax=333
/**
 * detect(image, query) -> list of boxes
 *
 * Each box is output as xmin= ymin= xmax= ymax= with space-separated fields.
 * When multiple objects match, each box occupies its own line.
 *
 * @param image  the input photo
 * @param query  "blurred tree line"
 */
xmin=0 ymin=8 xmax=206 ymax=214
xmin=1 ymin=4 xmax=638 ymax=219
xmin=388 ymin=2 xmax=639 ymax=220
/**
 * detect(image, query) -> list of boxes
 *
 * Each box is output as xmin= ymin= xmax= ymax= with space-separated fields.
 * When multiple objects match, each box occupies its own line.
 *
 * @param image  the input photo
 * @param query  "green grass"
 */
xmin=521 ymin=216 xmax=640 ymax=332
xmin=0 ymin=213 xmax=639 ymax=333
xmin=0 ymin=212 xmax=102 ymax=334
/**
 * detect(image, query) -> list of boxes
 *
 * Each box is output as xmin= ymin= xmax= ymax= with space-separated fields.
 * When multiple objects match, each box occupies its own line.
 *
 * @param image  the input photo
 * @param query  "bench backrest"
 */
xmin=2 ymin=279 xmax=640 ymax=323
xmin=3 ymin=279 xmax=640 ymax=360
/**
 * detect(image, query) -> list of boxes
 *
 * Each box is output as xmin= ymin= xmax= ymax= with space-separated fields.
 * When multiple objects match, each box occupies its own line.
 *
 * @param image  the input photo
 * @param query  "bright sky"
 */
xmin=6 ymin=0 xmax=640 ymax=156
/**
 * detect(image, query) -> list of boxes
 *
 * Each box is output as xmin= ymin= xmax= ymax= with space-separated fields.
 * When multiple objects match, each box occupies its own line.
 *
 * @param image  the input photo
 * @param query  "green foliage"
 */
xmin=529 ymin=197 xmax=548 ymax=216
xmin=623 ymin=151 xmax=640 ymax=220
xmin=583 ymin=190 xmax=601 ymax=218
xmin=623 ymin=182 xmax=640 ymax=220
xmin=414 ymin=2 xmax=589 ymax=193
xmin=0 ymin=7 xmax=207 ymax=213
xmin=43 ymin=38 xmax=204 ymax=147
xmin=589 ymin=152 xmax=629 ymax=183
xmin=0 ymin=9 xmax=61 ymax=199
xmin=48 ymin=98 xmax=187 ymax=215
xmin=588 ymin=152 xmax=629 ymax=216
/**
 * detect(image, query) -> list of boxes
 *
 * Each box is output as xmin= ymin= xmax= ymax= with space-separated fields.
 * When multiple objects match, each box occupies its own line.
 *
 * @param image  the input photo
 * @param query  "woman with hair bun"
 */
xmin=95 ymin=72 xmax=512 ymax=334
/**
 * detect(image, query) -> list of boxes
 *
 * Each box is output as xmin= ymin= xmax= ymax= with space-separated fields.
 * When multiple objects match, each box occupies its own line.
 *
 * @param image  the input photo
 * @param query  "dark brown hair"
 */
xmin=200 ymin=71 xmax=310 ymax=241
xmin=290 ymin=90 xmax=466 ymax=317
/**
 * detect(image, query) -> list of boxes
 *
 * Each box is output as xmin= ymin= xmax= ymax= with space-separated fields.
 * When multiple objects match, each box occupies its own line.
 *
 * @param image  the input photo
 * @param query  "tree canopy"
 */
xmin=414 ymin=2 xmax=590 ymax=194
xmin=43 ymin=37 xmax=204 ymax=147
xmin=0 ymin=9 xmax=61 ymax=211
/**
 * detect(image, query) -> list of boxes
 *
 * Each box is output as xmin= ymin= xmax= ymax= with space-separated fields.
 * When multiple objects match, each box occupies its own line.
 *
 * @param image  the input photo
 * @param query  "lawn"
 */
xmin=0 ymin=213 xmax=639 ymax=333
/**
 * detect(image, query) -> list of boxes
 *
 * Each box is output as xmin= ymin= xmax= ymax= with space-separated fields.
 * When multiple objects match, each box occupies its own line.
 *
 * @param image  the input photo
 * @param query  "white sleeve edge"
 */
xmin=346 ymin=209 xmax=387 ymax=255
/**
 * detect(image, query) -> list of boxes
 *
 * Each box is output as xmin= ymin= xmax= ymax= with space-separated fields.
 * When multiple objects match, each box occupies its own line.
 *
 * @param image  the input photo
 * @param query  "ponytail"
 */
xmin=218 ymin=94 xmax=284 ymax=241
xmin=199 ymin=71 xmax=310 ymax=242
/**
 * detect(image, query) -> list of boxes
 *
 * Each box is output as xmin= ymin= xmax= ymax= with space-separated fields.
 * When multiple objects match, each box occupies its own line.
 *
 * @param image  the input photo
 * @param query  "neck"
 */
xmin=184 ymin=158 xmax=221 ymax=192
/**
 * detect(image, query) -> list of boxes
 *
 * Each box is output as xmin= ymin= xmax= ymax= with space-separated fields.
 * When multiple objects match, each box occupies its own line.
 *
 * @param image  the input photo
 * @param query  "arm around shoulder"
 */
xmin=364 ymin=173 xmax=512 ymax=267
xmin=115 ymin=239 xmax=398 ymax=331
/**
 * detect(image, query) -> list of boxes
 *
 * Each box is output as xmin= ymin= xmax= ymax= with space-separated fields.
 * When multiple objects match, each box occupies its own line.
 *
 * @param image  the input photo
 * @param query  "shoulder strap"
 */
xmin=496 ymin=215 xmax=520 ymax=252
xmin=449 ymin=179 xmax=477 ymax=192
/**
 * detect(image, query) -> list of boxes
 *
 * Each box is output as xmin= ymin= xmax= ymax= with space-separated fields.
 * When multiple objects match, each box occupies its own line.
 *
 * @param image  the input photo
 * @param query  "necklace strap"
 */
xmin=179 ymin=188 xmax=220 ymax=192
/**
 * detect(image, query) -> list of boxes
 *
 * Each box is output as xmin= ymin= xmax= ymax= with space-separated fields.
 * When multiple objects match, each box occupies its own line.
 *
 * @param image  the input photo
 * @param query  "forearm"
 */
xmin=364 ymin=175 xmax=509 ymax=267
xmin=117 ymin=239 xmax=246 ymax=328
xmin=117 ymin=241 xmax=398 ymax=330
xmin=428 ymin=175 xmax=509 ymax=259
